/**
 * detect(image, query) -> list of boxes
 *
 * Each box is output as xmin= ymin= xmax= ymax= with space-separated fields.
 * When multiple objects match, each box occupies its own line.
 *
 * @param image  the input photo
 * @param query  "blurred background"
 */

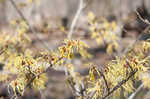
xmin=0 ymin=0 xmax=149 ymax=28
xmin=0 ymin=0 xmax=150 ymax=99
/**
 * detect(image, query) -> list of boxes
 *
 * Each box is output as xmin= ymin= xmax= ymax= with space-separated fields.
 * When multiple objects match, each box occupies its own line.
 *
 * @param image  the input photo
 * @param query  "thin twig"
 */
xmin=68 ymin=0 xmax=86 ymax=39
xmin=8 ymin=0 xmax=52 ymax=51
xmin=128 ymin=83 xmax=144 ymax=99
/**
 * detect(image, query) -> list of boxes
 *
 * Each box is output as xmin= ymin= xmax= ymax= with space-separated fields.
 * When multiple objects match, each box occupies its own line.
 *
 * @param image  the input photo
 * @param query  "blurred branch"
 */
xmin=68 ymin=0 xmax=86 ymax=39
xmin=122 ymin=27 xmax=150 ymax=56
xmin=122 ymin=10 xmax=150 ymax=55
xmin=8 ymin=0 xmax=52 ymax=51
xmin=128 ymin=83 xmax=144 ymax=99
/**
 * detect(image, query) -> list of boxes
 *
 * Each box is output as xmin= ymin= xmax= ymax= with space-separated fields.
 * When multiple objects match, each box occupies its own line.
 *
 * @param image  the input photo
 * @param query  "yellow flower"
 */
xmin=9 ymin=77 xmax=27 ymax=96
xmin=32 ymin=73 xmax=48 ymax=90
xmin=88 ymin=12 xmax=95 ymax=24
xmin=0 ymin=73 xmax=8 ymax=82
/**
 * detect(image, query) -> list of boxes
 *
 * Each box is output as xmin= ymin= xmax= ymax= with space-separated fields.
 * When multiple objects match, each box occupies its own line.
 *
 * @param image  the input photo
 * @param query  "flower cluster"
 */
xmin=58 ymin=39 xmax=91 ymax=60
xmin=88 ymin=12 xmax=120 ymax=55
xmin=0 ymin=26 xmax=91 ymax=98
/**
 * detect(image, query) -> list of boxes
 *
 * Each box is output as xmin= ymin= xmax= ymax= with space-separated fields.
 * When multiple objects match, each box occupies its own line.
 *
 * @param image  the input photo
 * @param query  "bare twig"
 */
xmin=8 ymin=0 xmax=52 ymax=51
xmin=68 ymin=0 xmax=86 ymax=39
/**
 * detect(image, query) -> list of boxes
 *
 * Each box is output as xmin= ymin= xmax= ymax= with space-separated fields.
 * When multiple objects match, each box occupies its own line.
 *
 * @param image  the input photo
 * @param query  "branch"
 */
xmin=67 ymin=0 xmax=86 ymax=39
xmin=98 ymin=70 xmax=110 ymax=93
xmin=102 ymin=69 xmax=137 ymax=99
xmin=8 ymin=0 xmax=52 ymax=51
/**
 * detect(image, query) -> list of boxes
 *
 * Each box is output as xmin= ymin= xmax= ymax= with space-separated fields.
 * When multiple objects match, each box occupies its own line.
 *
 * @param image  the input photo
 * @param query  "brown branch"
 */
xmin=98 ymin=70 xmax=110 ymax=94
xmin=8 ymin=0 xmax=52 ymax=51
xmin=102 ymin=69 xmax=137 ymax=99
